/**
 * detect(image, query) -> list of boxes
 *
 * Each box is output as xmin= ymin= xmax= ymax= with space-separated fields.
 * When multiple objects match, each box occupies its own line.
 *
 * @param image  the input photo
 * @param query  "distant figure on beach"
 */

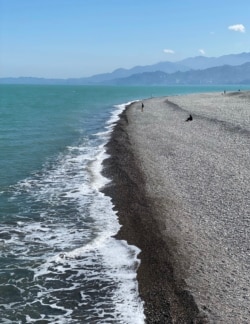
xmin=141 ymin=102 xmax=144 ymax=112
xmin=185 ymin=114 xmax=193 ymax=122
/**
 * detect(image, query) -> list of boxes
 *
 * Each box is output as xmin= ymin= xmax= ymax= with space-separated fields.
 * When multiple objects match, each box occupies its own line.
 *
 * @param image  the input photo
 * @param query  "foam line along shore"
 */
xmin=0 ymin=85 xmax=147 ymax=323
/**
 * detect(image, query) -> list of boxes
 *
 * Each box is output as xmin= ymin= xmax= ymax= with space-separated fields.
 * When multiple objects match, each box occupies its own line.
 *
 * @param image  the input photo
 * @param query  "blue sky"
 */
xmin=1 ymin=0 xmax=249 ymax=78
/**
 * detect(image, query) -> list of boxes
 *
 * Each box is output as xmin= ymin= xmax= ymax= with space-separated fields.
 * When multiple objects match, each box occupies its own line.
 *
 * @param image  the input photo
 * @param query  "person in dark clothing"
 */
xmin=186 ymin=114 xmax=193 ymax=121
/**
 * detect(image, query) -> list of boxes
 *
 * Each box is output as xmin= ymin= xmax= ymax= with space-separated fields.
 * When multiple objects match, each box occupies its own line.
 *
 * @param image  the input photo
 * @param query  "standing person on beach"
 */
xmin=141 ymin=102 xmax=144 ymax=112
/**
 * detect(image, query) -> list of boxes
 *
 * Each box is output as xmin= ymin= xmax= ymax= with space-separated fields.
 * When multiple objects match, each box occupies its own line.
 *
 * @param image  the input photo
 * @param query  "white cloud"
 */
xmin=163 ymin=49 xmax=175 ymax=54
xmin=199 ymin=49 xmax=206 ymax=55
xmin=228 ymin=24 xmax=246 ymax=33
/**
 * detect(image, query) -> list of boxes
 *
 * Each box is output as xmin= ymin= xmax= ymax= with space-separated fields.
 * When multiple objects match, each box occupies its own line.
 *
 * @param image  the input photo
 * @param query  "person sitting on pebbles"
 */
xmin=186 ymin=114 xmax=193 ymax=121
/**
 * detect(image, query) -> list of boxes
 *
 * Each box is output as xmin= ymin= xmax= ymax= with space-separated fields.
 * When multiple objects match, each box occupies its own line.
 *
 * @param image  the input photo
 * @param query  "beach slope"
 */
xmin=103 ymin=91 xmax=250 ymax=323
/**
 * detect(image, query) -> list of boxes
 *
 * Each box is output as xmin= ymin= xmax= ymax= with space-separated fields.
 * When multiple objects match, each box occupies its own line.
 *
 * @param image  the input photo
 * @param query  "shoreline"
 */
xmin=102 ymin=91 xmax=250 ymax=323
xmin=102 ymin=103 xmax=206 ymax=323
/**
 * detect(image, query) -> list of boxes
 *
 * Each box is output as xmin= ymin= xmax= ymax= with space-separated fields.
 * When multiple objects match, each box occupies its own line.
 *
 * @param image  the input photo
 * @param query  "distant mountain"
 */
xmin=78 ymin=61 xmax=189 ymax=84
xmin=0 ymin=77 xmax=66 ymax=85
xmin=1 ymin=52 xmax=250 ymax=85
xmin=179 ymin=52 xmax=250 ymax=70
xmin=70 ymin=52 xmax=250 ymax=84
xmin=103 ymin=62 xmax=250 ymax=85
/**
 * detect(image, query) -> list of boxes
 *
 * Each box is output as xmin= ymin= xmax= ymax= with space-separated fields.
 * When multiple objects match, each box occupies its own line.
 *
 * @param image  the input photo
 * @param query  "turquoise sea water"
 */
xmin=0 ymin=84 xmax=249 ymax=323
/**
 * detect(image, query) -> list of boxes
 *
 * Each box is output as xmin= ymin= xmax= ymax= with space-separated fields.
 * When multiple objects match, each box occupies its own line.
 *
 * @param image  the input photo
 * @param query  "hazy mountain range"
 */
xmin=1 ymin=52 xmax=250 ymax=85
xmin=105 ymin=62 xmax=250 ymax=85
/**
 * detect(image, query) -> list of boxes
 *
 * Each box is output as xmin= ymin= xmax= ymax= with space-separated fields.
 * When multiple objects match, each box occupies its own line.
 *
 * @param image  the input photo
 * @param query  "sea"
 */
xmin=0 ymin=84 xmax=249 ymax=324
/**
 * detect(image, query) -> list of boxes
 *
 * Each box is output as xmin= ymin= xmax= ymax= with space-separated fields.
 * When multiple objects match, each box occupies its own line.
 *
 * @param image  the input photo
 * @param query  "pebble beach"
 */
xmin=103 ymin=91 xmax=250 ymax=323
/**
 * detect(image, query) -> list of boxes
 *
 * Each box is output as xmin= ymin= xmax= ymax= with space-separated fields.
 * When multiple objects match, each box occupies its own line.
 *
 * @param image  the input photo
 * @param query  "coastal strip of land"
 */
xmin=102 ymin=91 xmax=250 ymax=323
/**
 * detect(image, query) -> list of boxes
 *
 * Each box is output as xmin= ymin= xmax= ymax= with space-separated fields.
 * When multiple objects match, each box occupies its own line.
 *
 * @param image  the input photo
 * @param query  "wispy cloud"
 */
xmin=163 ymin=49 xmax=175 ymax=54
xmin=228 ymin=24 xmax=246 ymax=33
xmin=199 ymin=49 xmax=206 ymax=55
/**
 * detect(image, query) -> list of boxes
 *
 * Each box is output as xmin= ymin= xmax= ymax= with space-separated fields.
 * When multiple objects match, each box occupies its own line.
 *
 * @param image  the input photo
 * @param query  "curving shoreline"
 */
xmin=102 ymin=92 xmax=250 ymax=323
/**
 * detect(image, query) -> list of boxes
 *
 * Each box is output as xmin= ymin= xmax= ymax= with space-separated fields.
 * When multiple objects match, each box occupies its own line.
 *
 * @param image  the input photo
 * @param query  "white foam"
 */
xmin=101 ymin=239 xmax=145 ymax=323
xmin=89 ymin=144 xmax=111 ymax=191
xmin=1 ymin=100 xmax=145 ymax=323
xmin=107 ymin=101 xmax=135 ymax=126
xmin=89 ymin=100 xmax=137 ymax=192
